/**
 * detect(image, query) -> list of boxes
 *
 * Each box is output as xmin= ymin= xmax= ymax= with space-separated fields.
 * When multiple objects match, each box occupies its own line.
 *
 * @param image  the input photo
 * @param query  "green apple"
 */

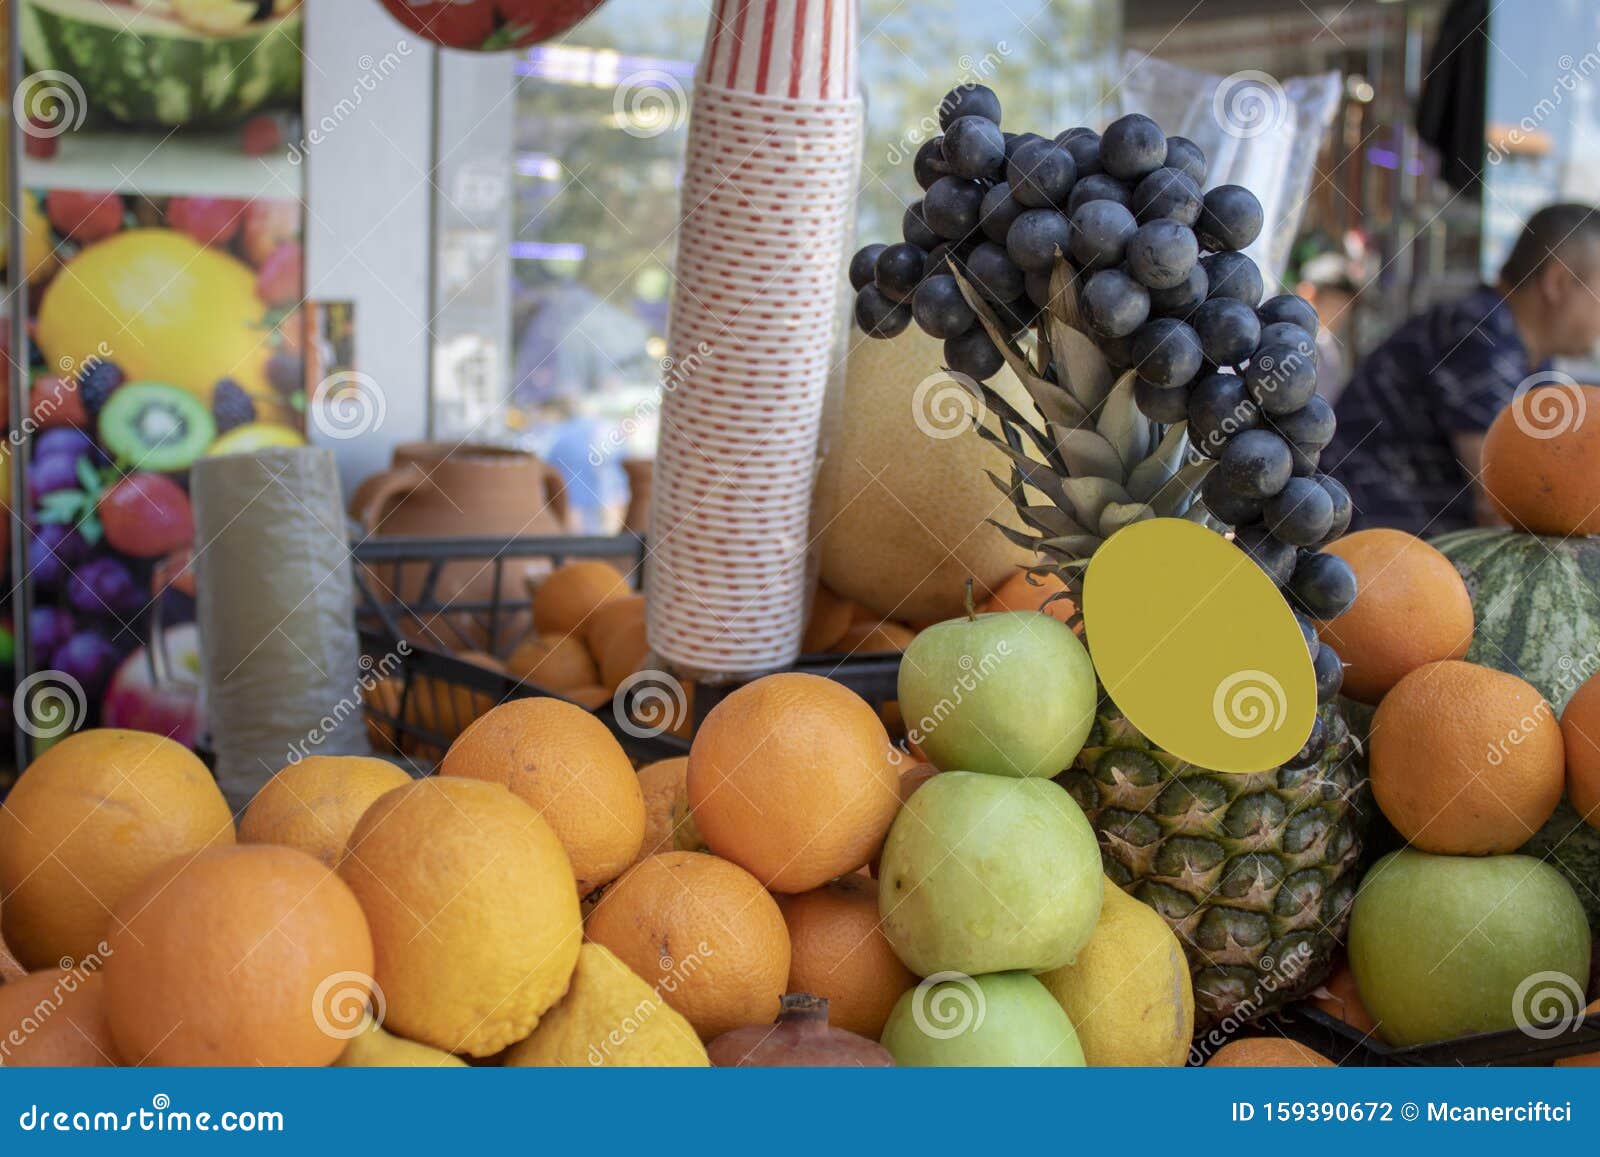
xmin=1348 ymin=849 xmax=1591 ymax=1047
xmin=880 ymin=971 xmax=1084 ymax=1066
xmin=897 ymin=609 xmax=1095 ymax=778
xmin=878 ymin=770 xmax=1103 ymax=976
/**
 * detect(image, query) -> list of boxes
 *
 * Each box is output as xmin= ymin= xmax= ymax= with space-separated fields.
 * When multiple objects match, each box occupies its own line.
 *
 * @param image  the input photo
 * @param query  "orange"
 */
xmin=1206 ymin=1038 xmax=1335 ymax=1067
xmin=802 ymin=585 xmax=855 ymax=652
xmin=1370 ymin=660 xmax=1564 ymax=854
xmin=339 ymin=777 xmax=581 ymax=1056
xmin=1560 ymin=673 xmax=1600 ymax=831
xmin=634 ymin=757 xmax=704 ymax=864
xmin=362 ymin=676 xmax=403 ymax=755
xmin=440 ymin=697 xmax=646 ymax=893
xmin=586 ymin=851 xmax=789 ymax=1040
xmin=1482 ymin=382 xmax=1600 ymax=536
xmin=835 ymin=620 xmax=916 ymax=655
xmin=1310 ymin=961 xmax=1379 ymax=1036
xmin=1554 ymin=1000 xmax=1600 ymax=1067
xmin=687 ymin=672 xmax=900 ymax=892
xmin=237 ymin=756 xmax=413 ymax=867
xmin=0 ymin=729 xmax=235 ymax=969
xmin=103 ymin=845 xmax=373 ymax=1066
xmin=982 ymin=569 xmax=1076 ymax=623
xmin=565 ymin=684 xmax=615 ymax=711
xmin=0 ymin=891 xmax=24 ymax=982
xmin=599 ymin=617 xmax=651 ymax=692
xmin=581 ymin=593 xmax=646 ymax=655
xmin=1315 ymin=529 xmax=1474 ymax=703
xmin=869 ymin=760 xmax=940 ymax=876
xmin=406 ymin=651 xmax=505 ymax=747
xmin=777 ymin=875 xmax=916 ymax=1039
xmin=532 ymin=560 xmax=631 ymax=636
xmin=0 ymin=969 xmax=118 ymax=1066
xmin=506 ymin=633 xmax=598 ymax=691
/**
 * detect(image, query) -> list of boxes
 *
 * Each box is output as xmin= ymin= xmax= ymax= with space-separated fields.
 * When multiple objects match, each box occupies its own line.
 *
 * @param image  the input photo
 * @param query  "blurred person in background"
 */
xmin=1295 ymin=252 xmax=1359 ymax=404
xmin=1325 ymin=203 xmax=1600 ymax=536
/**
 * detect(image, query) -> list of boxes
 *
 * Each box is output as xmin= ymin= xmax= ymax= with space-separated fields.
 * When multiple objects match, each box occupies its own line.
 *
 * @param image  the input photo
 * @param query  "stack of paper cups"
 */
xmin=648 ymin=0 xmax=861 ymax=678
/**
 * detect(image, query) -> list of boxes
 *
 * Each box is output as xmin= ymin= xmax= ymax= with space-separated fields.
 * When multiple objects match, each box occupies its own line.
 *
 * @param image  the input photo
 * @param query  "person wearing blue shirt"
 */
xmin=1326 ymin=203 xmax=1600 ymax=536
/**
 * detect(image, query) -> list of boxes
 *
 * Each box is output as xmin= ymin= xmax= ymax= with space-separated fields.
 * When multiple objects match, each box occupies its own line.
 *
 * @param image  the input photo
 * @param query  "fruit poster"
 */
xmin=6 ymin=2 xmax=309 ymax=769
xmin=17 ymin=190 xmax=309 ymax=758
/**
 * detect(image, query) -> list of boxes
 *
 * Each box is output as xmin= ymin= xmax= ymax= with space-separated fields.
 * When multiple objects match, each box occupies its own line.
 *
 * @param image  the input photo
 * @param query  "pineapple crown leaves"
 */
xmin=946 ymin=257 xmax=1216 ymax=588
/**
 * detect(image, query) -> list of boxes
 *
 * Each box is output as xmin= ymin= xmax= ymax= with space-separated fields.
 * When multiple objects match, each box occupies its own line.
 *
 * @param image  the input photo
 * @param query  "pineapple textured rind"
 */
xmin=1057 ymin=702 xmax=1368 ymax=1029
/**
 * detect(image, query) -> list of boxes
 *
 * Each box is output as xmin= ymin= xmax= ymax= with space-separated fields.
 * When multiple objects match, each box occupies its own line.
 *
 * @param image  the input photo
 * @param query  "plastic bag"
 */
xmin=1114 ymin=53 xmax=1342 ymax=289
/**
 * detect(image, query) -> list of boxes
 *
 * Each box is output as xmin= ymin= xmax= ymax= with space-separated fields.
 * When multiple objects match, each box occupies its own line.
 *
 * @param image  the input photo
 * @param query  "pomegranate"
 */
xmin=705 ymin=995 xmax=894 ymax=1067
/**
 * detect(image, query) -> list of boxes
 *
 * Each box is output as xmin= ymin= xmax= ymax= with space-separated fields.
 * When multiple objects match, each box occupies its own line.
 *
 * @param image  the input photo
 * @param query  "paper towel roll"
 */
xmin=191 ymin=447 xmax=370 ymax=809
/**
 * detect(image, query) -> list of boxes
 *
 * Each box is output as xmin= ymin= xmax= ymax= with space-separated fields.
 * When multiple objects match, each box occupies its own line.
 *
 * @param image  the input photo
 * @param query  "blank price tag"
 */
xmin=1081 ymin=517 xmax=1317 ymax=773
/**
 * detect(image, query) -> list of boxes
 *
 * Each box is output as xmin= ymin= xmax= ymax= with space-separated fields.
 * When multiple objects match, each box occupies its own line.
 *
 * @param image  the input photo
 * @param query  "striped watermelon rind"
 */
xmin=1431 ymin=527 xmax=1600 ymax=935
xmin=21 ymin=0 xmax=303 ymax=129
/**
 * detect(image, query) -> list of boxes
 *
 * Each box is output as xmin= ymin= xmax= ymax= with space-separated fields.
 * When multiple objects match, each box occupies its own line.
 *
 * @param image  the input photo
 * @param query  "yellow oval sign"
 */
xmin=1081 ymin=517 xmax=1317 ymax=773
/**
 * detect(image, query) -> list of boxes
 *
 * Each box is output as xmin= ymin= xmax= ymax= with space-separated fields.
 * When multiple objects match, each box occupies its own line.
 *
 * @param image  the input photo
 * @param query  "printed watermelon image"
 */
xmin=21 ymin=0 xmax=304 ymax=129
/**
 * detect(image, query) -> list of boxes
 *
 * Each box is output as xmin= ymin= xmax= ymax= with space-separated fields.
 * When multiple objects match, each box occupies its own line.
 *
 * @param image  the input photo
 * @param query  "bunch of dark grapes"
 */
xmin=850 ymin=86 xmax=1357 ymax=721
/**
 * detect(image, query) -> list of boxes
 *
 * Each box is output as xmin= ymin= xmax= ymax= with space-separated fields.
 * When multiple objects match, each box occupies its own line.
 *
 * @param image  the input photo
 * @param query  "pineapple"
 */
xmin=952 ymin=263 xmax=1370 ymax=1029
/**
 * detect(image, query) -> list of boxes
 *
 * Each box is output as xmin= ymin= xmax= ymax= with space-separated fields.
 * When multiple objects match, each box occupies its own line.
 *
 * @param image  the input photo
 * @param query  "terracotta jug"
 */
xmin=351 ymin=443 xmax=569 ymax=652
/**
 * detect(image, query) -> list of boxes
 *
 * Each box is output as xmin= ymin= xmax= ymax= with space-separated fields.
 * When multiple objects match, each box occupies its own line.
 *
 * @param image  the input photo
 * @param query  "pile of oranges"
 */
xmin=363 ymin=558 xmax=966 ymax=755
xmin=0 ymin=662 xmax=944 ymax=1066
xmin=1317 ymin=526 xmax=1599 ymax=855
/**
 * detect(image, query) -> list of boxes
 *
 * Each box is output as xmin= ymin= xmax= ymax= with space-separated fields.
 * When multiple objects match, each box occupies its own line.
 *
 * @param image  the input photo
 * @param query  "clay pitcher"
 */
xmin=351 ymin=443 xmax=568 ymax=651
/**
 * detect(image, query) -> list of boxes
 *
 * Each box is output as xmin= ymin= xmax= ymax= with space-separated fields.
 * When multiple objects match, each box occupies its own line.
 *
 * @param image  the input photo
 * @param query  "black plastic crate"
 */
xmin=353 ymin=532 xmax=689 ymax=767
xmin=350 ymin=532 xmax=912 ymax=759
xmin=1278 ymin=1002 xmax=1600 ymax=1067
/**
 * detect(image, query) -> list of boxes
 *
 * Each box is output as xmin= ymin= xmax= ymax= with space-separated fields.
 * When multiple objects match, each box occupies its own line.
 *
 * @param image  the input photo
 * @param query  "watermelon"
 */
xmin=21 ymin=0 xmax=302 ymax=129
xmin=1432 ymin=527 xmax=1600 ymax=934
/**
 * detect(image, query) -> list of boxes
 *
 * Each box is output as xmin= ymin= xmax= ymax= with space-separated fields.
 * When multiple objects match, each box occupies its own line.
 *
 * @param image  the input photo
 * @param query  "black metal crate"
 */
xmin=352 ymin=532 xmax=689 ymax=767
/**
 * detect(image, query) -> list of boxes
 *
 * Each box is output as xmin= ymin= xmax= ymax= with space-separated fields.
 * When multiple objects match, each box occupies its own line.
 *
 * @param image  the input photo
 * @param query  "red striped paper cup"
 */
xmin=700 ymin=0 xmax=858 ymax=101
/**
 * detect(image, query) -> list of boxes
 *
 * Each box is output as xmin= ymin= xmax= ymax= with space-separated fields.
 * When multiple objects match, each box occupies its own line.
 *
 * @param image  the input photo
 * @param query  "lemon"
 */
xmin=36 ymin=229 xmax=271 ymax=401
xmin=1037 ymin=877 xmax=1195 ymax=1066
xmin=336 ymin=1015 xmax=466 ymax=1068
xmin=206 ymin=422 xmax=306 ymax=456
xmin=503 ymin=943 xmax=708 ymax=1067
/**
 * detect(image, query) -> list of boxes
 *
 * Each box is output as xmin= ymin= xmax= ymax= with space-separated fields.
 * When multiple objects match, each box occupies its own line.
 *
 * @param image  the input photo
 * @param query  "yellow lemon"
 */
xmin=503 ymin=943 xmax=708 ymax=1067
xmin=1037 ymin=878 xmax=1194 ymax=1066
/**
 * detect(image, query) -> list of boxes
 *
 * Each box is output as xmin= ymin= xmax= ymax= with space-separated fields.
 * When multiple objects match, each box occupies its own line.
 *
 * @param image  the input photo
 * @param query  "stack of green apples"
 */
xmin=879 ymin=605 xmax=1195 ymax=1066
